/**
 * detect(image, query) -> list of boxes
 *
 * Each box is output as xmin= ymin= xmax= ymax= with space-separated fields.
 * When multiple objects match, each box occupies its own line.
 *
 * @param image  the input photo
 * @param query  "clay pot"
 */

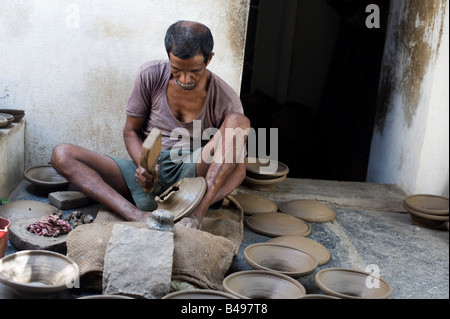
xmin=245 ymin=157 xmax=289 ymax=179
xmin=404 ymin=194 xmax=449 ymax=216
xmin=267 ymin=235 xmax=331 ymax=265
xmin=223 ymin=270 xmax=306 ymax=299
xmin=0 ymin=113 xmax=14 ymax=125
xmin=156 ymin=177 xmax=206 ymax=222
xmin=78 ymin=294 xmax=134 ymax=299
xmin=242 ymin=174 xmax=287 ymax=190
xmin=0 ymin=109 xmax=25 ymax=122
xmin=405 ymin=206 xmax=448 ymax=229
xmin=162 ymin=289 xmax=238 ymax=299
xmin=0 ymin=250 xmax=79 ymax=298
xmin=315 ymin=268 xmax=392 ymax=299
xmin=245 ymin=212 xmax=311 ymax=237
xmin=0 ymin=217 xmax=10 ymax=258
xmin=299 ymin=294 xmax=340 ymax=299
xmin=244 ymin=243 xmax=318 ymax=277
xmin=233 ymin=193 xmax=278 ymax=215
xmin=23 ymin=165 xmax=70 ymax=192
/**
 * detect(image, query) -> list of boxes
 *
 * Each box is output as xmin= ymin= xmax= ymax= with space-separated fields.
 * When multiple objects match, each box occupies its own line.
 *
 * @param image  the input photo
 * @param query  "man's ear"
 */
xmin=206 ymin=52 xmax=215 ymax=66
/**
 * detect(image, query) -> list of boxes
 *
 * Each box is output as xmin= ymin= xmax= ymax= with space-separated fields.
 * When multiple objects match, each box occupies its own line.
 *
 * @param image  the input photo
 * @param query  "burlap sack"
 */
xmin=65 ymin=195 xmax=244 ymax=292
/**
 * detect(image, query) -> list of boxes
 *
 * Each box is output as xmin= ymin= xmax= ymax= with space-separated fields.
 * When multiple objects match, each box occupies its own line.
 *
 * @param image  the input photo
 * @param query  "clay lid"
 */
xmin=267 ymin=235 xmax=331 ymax=265
xmin=245 ymin=157 xmax=289 ymax=179
xmin=242 ymin=174 xmax=287 ymax=191
xmin=279 ymin=199 xmax=336 ymax=223
xmin=315 ymin=268 xmax=392 ymax=299
xmin=404 ymin=194 xmax=449 ymax=216
xmin=162 ymin=289 xmax=238 ymax=299
xmin=23 ymin=165 xmax=70 ymax=191
xmin=156 ymin=177 xmax=206 ymax=222
xmin=243 ymin=243 xmax=318 ymax=277
xmin=245 ymin=212 xmax=311 ymax=237
xmin=0 ymin=200 xmax=60 ymax=220
xmin=233 ymin=193 xmax=278 ymax=215
xmin=223 ymin=270 xmax=306 ymax=299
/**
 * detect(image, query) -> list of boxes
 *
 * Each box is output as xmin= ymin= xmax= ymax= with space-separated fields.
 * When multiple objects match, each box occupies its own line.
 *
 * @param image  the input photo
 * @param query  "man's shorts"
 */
xmin=109 ymin=147 xmax=203 ymax=212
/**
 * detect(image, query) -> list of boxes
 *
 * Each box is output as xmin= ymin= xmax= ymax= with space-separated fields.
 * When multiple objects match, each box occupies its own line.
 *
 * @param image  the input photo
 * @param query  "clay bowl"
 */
xmin=243 ymin=243 xmax=318 ymax=277
xmin=0 ymin=109 xmax=25 ymax=122
xmin=23 ymin=164 xmax=70 ymax=192
xmin=243 ymin=174 xmax=287 ymax=190
xmin=315 ymin=268 xmax=392 ymax=299
xmin=299 ymin=294 xmax=340 ymax=299
xmin=404 ymin=194 xmax=449 ymax=216
xmin=245 ymin=157 xmax=289 ymax=179
xmin=404 ymin=205 xmax=448 ymax=229
xmin=246 ymin=212 xmax=311 ymax=237
xmin=162 ymin=289 xmax=238 ymax=299
xmin=78 ymin=294 xmax=134 ymax=299
xmin=0 ymin=250 xmax=79 ymax=298
xmin=223 ymin=270 xmax=306 ymax=299
xmin=0 ymin=116 xmax=8 ymax=128
xmin=0 ymin=113 xmax=14 ymax=125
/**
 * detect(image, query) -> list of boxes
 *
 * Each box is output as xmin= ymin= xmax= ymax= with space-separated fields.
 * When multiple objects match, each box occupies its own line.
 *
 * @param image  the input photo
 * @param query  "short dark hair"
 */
xmin=164 ymin=21 xmax=214 ymax=63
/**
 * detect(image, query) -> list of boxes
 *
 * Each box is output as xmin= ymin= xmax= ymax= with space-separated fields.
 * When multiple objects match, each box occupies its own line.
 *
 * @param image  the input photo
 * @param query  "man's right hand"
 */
xmin=135 ymin=164 xmax=160 ymax=192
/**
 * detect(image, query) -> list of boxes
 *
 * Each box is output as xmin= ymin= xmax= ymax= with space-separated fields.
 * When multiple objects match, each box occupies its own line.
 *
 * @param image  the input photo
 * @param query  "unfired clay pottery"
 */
xmin=0 ymin=250 xmax=79 ymax=298
xmin=245 ymin=212 xmax=311 ymax=237
xmin=78 ymin=294 xmax=134 ymax=299
xmin=267 ymin=235 xmax=331 ymax=265
xmin=0 ymin=116 xmax=8 ymax=128
xmin=299 ymin=294 xmax=340 ymax=299
xmin=404 ymin=205 xmax=448 ymax=229
xmin=0 ymin=109 xmax=25 ymax=122
xmin=24 ymin=165 xmax=70 ymax=191
xmin=156 ymin=177 xmax=206 ymax=222
xmin=243 ymin=243 xmax=318 ymax=277
xmin=0 ymin=113 xmax=13 ymax=125
xmin=0 ymin=217 xmax=10 ymax=258
xmin=0 ymin=200 xmax=60 ymax=220
xmin=243 ymin=174 xmax=287 ymax=191
xmin=315 ymin=268 xmax=392 ymax=299
xmin=279 ymin=199 xmax=336 ymax=223
xmin=404 ymin=194 xmax=449 ymax=216
xmin=223 ymin=270 xmax=306 ymax=299
xmin=233 ymin=193 xmax=278 ymax=215
xmin=245 ymin=157 xmax=289 ymax=179
xmin=162 ymin=289 xmax=238 ymax=299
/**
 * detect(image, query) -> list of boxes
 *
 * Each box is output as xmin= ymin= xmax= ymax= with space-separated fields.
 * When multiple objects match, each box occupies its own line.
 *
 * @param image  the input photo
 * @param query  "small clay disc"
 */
xmin=246 ymin=212 xmax=311 ymax=237
xmin=279 ymin=199 xmax=336 ymax=223
xmin=267 ymin=235 xmax=331 ymax=265
xmin=233 ymin=193 xmax=278 ymax=215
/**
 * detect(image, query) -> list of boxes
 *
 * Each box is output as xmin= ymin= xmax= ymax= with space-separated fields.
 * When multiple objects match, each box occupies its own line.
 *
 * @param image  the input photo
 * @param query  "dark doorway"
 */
xmin=241 ymin=0 xmax=390 ymax=182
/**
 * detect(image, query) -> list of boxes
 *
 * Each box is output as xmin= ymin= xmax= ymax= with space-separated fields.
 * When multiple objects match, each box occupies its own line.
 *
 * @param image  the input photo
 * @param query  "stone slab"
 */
xmin=48 ymin=191 xmax=90 ymax=210
xmin=103 ymin=224 xmax=174 ymax=299
xmin=8 ymin=217 xmax=67 ymax=254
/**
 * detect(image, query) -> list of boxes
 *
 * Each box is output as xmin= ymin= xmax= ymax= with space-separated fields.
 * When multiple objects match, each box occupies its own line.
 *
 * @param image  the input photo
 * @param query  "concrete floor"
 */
xmin=1 ymin=178 xmax=449 ymax=299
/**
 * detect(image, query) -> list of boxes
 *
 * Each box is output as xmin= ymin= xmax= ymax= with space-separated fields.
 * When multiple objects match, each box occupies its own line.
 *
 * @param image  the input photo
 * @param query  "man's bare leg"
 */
xmin=51 ymin=143 xmax=152 ymax=222
xmin=177 ymin=113 xmax=250 ymax=229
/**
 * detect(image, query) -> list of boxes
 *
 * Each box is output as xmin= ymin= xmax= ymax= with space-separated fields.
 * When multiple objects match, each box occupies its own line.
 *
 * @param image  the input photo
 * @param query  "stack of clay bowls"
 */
xmin=242 ymin=157 xmax=289 ymax=190
xmin=0 ymin=109 xmax=25 ymax=126
xmin=404 ymin=194 xmax=449 ymax=229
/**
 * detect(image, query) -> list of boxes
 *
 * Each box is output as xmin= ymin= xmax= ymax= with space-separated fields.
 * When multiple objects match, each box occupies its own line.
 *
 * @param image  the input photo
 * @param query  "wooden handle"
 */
xmin=140 ymin=128 xmax=162 ymax=193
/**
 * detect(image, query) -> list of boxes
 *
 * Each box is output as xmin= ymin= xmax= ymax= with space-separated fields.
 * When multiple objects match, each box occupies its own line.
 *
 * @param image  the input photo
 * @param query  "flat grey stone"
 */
xmin=48 ymin=191 xmax=90 ymax=210
xmin=103 ymin=224 xmax=174 ymax=299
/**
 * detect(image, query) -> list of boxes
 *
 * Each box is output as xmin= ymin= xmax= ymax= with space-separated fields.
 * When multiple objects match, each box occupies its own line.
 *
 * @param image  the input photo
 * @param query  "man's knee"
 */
xmin=51 ymin=143 xmax=74 ymax=171
xmin=223 ymin=112 xmax=250 ymax=130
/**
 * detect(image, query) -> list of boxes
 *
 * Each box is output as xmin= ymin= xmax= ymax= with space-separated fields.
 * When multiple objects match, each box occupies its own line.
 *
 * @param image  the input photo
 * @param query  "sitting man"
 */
xmin=51 ymin=20 xmax=250 ymax=229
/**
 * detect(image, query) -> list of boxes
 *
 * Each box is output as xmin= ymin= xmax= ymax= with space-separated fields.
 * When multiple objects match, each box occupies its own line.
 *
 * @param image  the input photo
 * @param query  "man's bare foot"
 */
xmin=177 ymin=215 xmax=202 ymax=230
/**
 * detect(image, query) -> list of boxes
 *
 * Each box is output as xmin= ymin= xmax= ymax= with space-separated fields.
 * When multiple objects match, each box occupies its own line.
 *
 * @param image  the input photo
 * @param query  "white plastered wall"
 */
xmin=0 ymin=0 xmax=250 ymax=167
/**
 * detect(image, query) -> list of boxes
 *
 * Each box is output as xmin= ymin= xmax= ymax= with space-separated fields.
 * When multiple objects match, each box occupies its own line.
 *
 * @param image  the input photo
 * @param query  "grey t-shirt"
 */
xmin=126 ymin=60 xmax=244 ymax=151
